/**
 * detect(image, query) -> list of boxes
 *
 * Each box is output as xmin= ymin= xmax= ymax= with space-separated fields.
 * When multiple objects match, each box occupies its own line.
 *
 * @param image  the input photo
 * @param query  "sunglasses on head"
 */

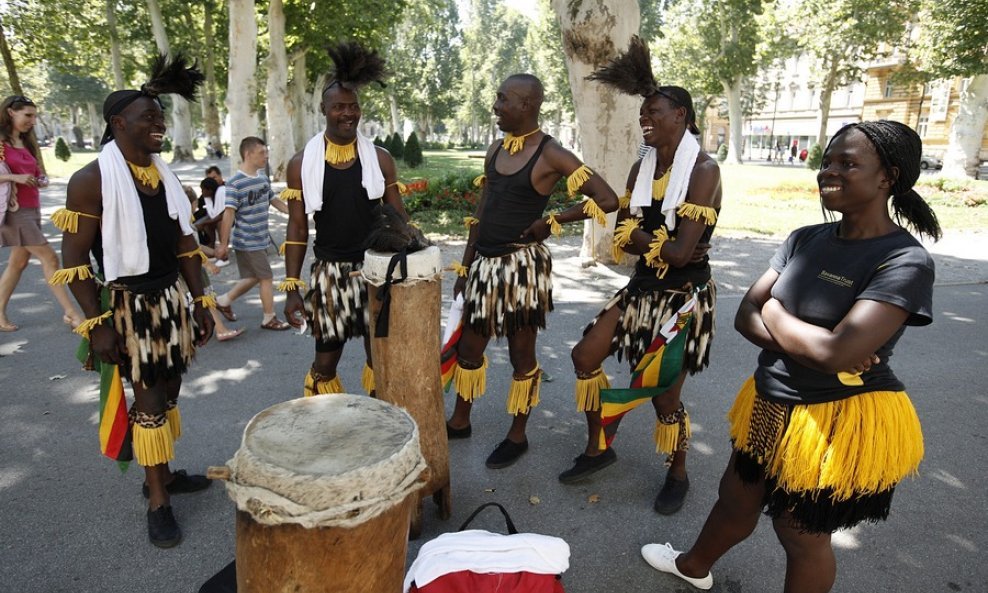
xmin=8 ymin=95 xmax=35 ymax=106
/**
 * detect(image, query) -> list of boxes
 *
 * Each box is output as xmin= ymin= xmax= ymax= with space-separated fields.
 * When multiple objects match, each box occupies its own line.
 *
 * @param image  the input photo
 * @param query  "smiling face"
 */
xmin=321 ymin=85 xmax=361 ymax=143
xmin=639 ymin=94 xmax=683 ymax=148
xmin=818 ymin=128 xmax=894 ymax=214
xmin=112 ymin=97 xmax=167 ymax=154
xmin=7 ymin=104 xmax=37 ymax=137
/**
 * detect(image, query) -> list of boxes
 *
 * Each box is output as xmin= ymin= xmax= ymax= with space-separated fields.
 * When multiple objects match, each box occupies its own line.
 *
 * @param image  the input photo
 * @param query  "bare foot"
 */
xmin=0 ymin=318 xmax=18 ymax=332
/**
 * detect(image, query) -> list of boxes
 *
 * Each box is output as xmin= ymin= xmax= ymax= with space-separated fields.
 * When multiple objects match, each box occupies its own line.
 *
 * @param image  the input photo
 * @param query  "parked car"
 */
xmin=920 ymin=155 xmax=942 ymax=170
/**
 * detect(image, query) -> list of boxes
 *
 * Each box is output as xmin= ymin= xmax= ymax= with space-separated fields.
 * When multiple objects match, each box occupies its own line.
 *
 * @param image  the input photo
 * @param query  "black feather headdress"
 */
xmin=585 ymin=35 xmax=657 ymax=98
xmin=324 ymin=41 xmax=388 ymax=92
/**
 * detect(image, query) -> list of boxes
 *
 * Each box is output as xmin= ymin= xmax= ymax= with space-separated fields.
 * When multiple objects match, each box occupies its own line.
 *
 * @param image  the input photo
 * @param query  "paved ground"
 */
xmin=1 ymin=169 xmax=987 ymax=593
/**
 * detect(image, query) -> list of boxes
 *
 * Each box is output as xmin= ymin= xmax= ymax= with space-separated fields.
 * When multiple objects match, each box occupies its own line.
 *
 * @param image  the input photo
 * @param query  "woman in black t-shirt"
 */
xmin=641 ymin=121 xmax=941 ymax=592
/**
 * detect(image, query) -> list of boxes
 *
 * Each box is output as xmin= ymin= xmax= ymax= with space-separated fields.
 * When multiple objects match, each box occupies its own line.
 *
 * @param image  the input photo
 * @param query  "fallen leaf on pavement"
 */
xmin=529 ymin=495 xmax=541 ymax=505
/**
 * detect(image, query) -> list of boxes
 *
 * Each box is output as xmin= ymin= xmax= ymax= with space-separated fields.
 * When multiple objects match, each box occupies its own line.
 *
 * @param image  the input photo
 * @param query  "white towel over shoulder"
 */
xmin=629 ymin=130 xmax=700 ymax=230
xmin=98 ymin=140 xmax=194 ymax=282
xmin=300 ymin=131 xmax=385 ymax=214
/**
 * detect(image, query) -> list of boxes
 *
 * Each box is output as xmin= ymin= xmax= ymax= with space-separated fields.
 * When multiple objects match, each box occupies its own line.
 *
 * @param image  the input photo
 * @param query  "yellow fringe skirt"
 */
xmin=728 ymin=377 xmax=924 ymax=533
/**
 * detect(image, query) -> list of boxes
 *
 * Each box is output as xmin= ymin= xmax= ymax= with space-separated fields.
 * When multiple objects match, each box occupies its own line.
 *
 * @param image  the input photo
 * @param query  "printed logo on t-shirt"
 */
xmin=246 ymin=188 xmax=267 ymax=206
xmin=817 ymin=270 xmax=854 ymax=288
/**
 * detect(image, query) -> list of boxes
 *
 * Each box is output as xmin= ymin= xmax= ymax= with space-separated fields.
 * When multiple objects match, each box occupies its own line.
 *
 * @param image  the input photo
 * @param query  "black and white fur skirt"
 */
xmin=463 ymin=243 xmax=553 ymax=338
xmin=304 ymin=259 xmax=369 ymax=346
xmin=109 ymin=278 xmax=196 ymax=388
xmin=585 ymin=280 xmax=716 ymax=372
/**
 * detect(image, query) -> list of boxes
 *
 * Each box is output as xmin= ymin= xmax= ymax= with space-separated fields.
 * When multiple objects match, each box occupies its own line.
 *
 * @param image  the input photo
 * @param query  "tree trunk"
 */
xmin=307 ymin=73 xmax=329 ymax=141
xmin=290 ymin=51 xmax=309 ymax=151
xmin=87 ymin=102 xmax=101 ymax=148
xmin=264 ymin=0 xmax=294 ymax=181
xmin=227 ymin=0 xmax=260 ymax=171
xmin=106 ymin=0 xmax=126 ymax=88
xmin=942 ymin=74 xmax=988 ymax=179
xmin=552 ymin=0 xmax=641 ymax=264
xmin=146 ymin=0 xmax=195 ymax=161
xmin=815 ymin=61 xmax=839 ymax=148
xmin=0 ymin=16 xmax=23 ymax=95
xmin=389 ymin=93 xmax=401 ymax=136
xmin=721 ymin=79 xmax=745 ymax=164
xmin=202 ymin=2 xmax=223 ymax=154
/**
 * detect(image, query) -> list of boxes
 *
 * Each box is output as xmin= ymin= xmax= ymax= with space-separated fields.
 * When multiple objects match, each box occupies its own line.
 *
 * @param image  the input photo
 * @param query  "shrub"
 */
xmin=373 ymin=136 xmax=386 ymax=148
xmin=54 ymin=137 xmax=72 ymax=162
xmin=404 ymin=132 xmax=423 ymax=168
xmin=805 ymin=144 xmax=823 ymax=170
xmin=162 ymin=136 xmax=173 ymax=152
xmin=716 ymin=143 xmax=728 ymax=162
xmin=390 ymin=132 xmax=404 ymax=159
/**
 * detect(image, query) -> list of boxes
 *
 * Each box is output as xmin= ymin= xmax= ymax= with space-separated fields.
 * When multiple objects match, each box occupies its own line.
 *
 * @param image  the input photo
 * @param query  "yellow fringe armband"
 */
xmin=582 ymin=199 xmax=607 ymax=226
xmin=178 ymin=247 xmax=208 ymax=263
xmin=451 ymin=261 xmax=469 ymax=277
xmin=388 ymin=181 xmax=409 ymax=195
xmin=49 ymin=264 xmax=94 ymax=285
xmin=73 ymin=310 xmax=113 ymax=339
xmin=278 ymin=277 xmax=307 ymax=292
xmin=546 ymin=213 xmax=563 ymax=237
xmin=644 ymin=227 xmax=671 ymax=279
xmin=506 ymin=364 xmax=542 ymax=416
xmin=566 ymin=165 xmax=594 ymax=198
xmin=473 ymin=174 xmax=486 ymax=188
xmin=654 ymin=412 xmax=691 ymax=456
xmin=611 ymin=219 xmax=641 ymax=263
xmin=362 ymin=363 xmax=375 ymax=395
xmin=193 ymin=294 xmax=217 ymax=309
xmin=132 ymin=423 xmax=175 ymax=467
xmin=280 ymin=188 xmax=303 ymax=201
xmin=453 ymin=357 xmax=488 ymax=402
xmin=463 ymin=216 xmax=479 ymax=229
xmin=166 ymin=404 xmax=182 ymax=441
xmin=575 ymin=368 xmax=610 ymax=413
xmin=677 ymin=203 xmax=718 ymax=225
xmin=303 ymin=369 xmax=345 ymax=397
xmin=618 ymin=191 xmax=632 ymax=211
xmin=279 ymin=240 xmax=307 ymax=255
xmin=51 ymin=208 xmax=100 ymax=233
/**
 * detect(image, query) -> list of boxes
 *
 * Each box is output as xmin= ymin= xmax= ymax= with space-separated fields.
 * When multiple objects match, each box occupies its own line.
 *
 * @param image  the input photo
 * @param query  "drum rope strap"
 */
xmin=374 ymin=249 xmax=409 ymax=338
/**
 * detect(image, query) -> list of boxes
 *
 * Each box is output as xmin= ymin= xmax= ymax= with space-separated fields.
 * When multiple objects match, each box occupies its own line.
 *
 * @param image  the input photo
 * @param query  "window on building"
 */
xmin=884 ymin=79 xmax=894 ymax=98
xmin=930 ymin=80 xmax=950 ymax=122
xmin=917 ymin=116 xmax=928 ymax=138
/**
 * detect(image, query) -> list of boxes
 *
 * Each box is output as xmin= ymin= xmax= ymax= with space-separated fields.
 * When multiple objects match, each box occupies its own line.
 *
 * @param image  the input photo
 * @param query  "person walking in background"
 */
xmin=0 ymin=95 xmax=83 ymax=331
xmin=214 ymin=136 xmax=291 ymax=330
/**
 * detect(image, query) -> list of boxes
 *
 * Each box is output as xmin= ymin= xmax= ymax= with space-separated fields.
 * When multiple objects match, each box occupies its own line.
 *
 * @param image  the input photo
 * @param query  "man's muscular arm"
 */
xmin=282 ymin=152 xmax=309 ymax=327
xmin=378 ymin=146 xmax=411 ymax=220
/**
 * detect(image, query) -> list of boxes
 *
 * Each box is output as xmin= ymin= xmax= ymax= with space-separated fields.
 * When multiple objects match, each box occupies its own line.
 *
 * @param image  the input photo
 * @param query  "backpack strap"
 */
xmin=458 ymin=502 xmax=518 ymax=535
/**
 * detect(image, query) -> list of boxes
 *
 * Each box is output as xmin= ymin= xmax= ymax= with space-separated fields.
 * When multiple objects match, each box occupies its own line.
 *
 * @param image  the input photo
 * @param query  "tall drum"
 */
xmin=223 ymin=394 xmax=426 ymax=593
xmin=363 ymin=246 xmax=452 ymax=536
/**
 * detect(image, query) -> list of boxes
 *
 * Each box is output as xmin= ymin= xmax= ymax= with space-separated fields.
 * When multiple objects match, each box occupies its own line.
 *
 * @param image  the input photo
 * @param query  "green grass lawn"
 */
xmin=401 ymin=149 xmax=487 ymax=182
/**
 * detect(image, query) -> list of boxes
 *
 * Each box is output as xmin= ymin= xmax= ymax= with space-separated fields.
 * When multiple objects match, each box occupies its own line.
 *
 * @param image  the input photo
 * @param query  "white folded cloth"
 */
xmin=629 ymin=130 xmax=700 ymax=230
xmin=300 ymin=131 xmax=385 ymax=214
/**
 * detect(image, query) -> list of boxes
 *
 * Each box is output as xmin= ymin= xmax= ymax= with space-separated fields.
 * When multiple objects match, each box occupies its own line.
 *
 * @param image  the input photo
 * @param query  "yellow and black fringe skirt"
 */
xmin=585 ymin=281 xmax=715 ymax=372
xmin=728 ymin=377 xmax=924 ymax=533
xmin=109 ymin=279 xmax=196 ymax=388
xmin=304 ymin=259 xmax=369 ymax=346
xmin=463 ymin=243 xmax=553 ymax=338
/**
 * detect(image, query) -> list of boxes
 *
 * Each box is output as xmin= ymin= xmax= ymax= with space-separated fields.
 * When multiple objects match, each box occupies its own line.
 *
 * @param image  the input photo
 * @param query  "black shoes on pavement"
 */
xmin=558 ymin=448 xmax=618 ymax=483
xmin=147 ymin=505 xmax=182 ymax=548
xmin=654 ymin=473 xmax=690 ymax=515
xmin=141 ymin=469 xmax=212 ymax=499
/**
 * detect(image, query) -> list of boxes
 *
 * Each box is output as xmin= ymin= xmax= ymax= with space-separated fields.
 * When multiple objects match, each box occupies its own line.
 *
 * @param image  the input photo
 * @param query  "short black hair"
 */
xmin=200 ymin=177 xmax=219 ymax=192
xmin=238 ymin=136 xmax=266 ymax=159
xmin=205 ymin=165 xmax=222 ymax=176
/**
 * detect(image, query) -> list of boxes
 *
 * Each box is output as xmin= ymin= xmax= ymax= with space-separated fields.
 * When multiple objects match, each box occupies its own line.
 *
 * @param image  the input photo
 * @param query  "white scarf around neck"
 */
xmin=98 ymin=140 xmax=194 ymax=282
xmin=300 ymin=131 xmax=385 ymax=214
xmin=629 ymin=130 xmax=700 ymax=230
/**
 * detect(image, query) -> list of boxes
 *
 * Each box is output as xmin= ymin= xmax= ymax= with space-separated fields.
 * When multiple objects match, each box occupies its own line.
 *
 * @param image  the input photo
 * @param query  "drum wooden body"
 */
xmin=364 ymin=247 xmax=452 ymax=533
xmin=225 ymin=395 xmax=426 ymax=593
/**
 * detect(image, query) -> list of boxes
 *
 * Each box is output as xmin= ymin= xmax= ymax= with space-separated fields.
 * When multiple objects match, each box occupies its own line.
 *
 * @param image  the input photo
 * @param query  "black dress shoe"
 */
xmin=485 ymin=439 xmax=529 ymax=469
xmin=142 ymin=469 xmax=212 ymax=499
xmin=558 ymin=448 xmax=618 ymax=484
xmin=654 ymin=473 xmax=690 ymax=515
xmin=446 ymin=422 xmax=472 ymax=439
xmin=147 ymin=505 xmax=182 ymax=548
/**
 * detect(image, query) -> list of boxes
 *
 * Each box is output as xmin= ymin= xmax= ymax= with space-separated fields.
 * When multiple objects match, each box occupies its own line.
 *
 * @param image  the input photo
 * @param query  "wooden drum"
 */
xmin=363 ymin=246 xmax=451 ymax=536
xmin=224 ymin=394 xmax=427 ymax=593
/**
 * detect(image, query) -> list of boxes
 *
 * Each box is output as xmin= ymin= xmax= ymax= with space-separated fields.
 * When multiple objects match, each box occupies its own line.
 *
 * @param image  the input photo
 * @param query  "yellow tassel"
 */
xmin=612 ymin=219 xmax=640 ymax=262
xmin=362 ymin=363 xmax=375 ymax=395
xmin=132 ymin=423 xmax=175 ymax=467
xmin=324 ymin=138 xmax=356 ymax=164
xmin=502 ymin=128 xmax=540 ymax=154
xmin=279 ymin=240 xmax=307 ymax=256
xmin=644 ymin=227 xmax=671 ymax=278
xmin=73 ymin=310 xmax=113 ymax=340
xmin=193 ymin=294 xmax=217 ymax=309
xmin=451 ymin=261 xmax=469 ymax=278
xmin=566 ymin=165 xmax=593 ymax=198
xmin=453 ymin=357 xmax=488 ymax=402
xmin=618 ymin=191 xmax=632 ymax=211
xmin=473 ymin=174 xmax=486 ymax=188
xmin=582 ymin=199 xmax=607 ymax=226
xmin=303 ymin=369 xmax=345 ymax=397
xmin=727 ymin=377 xmax=759 ymax=450
xmin=575 ymin=368 xmax=610 ymax=412
xmin=652 ymin=170 xmax=671 ymax=200
xmin=506 ymin=365 xmax=542 ymax=415
xmin=51 ymin=208 xmax=98 ymax=233
xmin=127 ymin=161 xmax=161 ymax=189
xmin=677 ymin=203 xmax=718 ymax=225
xmin=166 ymin=405 xmax=182 ymax=441
xmin=463 ymin=216 xmax=479 ymax=229
xmin=49 ymin=264 xmax=94 ymax=286
xmin=654 ymin=412 xmax=690 ymax=456
xmin=391 ymin=181 xmax=409 ymax=195
xmin=278 ymin=277 xmax=307 ymax=292
xmin=546 ymin=213 xmax=563 ymax=236
xmin=178 ymin=247 xmax=208 ymax=263
xmin=280 ymin=188 xmax=303 ymax=201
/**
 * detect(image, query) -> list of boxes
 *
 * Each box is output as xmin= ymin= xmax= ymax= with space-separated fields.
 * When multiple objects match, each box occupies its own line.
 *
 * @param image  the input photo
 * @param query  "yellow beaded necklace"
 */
xmin=502 ymin=128 xmax=541 ymax=155
xmin=127 ymin=161 xmax=161 ymax=190
xmin=324 ymin=137 xmax=356 ymax=164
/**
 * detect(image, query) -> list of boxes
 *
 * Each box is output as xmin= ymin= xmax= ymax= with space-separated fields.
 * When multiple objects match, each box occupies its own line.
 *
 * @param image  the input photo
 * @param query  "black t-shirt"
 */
xmin=312 ymin=159 xmax=381 ymax=262
xmin=754 ymin=223 xmax=934 ymax=404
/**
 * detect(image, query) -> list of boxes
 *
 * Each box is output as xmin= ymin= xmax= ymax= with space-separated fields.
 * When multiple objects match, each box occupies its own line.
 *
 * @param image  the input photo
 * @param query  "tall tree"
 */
xmin=201 ymin=1 xmax=223 ymax=156
xmin=0 ymin=14 xmax=25 ymax=96
xmin=911 ymin=0 xmax=988 ymax=178
xmin=265 ymin=0 xmax=295 ymax=180
xmin=529 ymin=0 xmax=574 ymax=143
xmin=551 ymin=0 xmax=641 ymax=262
xmin=227 ymin=0 xmax=259 ymax=171
xmin=106 ymin=0 xmax=126 ymax=88
xmin=146 ymin=0 xmax=195 ymax=160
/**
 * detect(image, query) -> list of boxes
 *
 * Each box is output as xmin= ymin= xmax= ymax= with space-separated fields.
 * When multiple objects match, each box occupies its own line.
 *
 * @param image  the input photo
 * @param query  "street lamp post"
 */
xmin=767 ymin=82 xmax=780 ymax=162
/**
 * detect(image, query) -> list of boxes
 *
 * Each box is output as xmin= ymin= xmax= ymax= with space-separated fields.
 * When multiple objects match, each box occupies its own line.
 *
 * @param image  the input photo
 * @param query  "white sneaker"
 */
xmin=213 ymin=258 xmax=230 ymax=268
xmin=641 ymin=543 xmax=713 ymax=590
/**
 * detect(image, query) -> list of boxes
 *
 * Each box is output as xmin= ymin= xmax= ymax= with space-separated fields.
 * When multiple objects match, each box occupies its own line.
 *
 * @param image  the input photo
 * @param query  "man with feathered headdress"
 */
xmin=442 ymin=73 xmax=620 ymax=470
xmin=280 ymin=41 xmax=411 ymax=397
xmin=55 ymin=54 xmax=214 ymax=548
xmin=557 ymin=36 xmax=722 ymax=519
